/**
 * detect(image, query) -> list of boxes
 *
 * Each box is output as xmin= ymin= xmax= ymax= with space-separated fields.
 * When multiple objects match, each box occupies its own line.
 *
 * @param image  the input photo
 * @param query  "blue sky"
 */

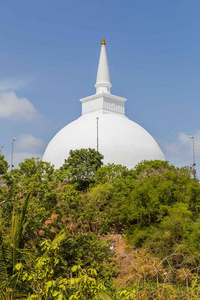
xmin=0 ymin=0 xmax=200 ymax=175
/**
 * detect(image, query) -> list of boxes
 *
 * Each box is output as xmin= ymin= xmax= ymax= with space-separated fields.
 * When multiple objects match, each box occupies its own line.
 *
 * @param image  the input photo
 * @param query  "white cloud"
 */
xmin=5 ymin=152 xmax=43 ymax=169
xmin=161 ymin=131 xmax=200 ymax=176
xmin=0 ymin=91 xmax=37 ymax=120
xmin=0 ymin=77 xmax=31 ymax=92
xmin=16 ymin=134 xmax=45 ymax=151
xmin=162 ymin=132 xmax=200 ymax=157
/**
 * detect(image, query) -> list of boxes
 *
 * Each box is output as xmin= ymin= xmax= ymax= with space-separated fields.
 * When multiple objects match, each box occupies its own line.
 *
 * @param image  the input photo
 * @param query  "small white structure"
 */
xmin=43 ymin=39 xmax=165 ymax=169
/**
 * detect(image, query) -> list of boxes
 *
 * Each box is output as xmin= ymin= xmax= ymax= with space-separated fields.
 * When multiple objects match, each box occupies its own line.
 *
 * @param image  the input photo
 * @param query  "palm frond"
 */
xmin=11 ymin=213 xmax=19 ymax=271
xmin=0 ymin=231 xmax=8 ymax=284
xmin=94 ymin=290 xmax=114 ymax=300
xmin=18 ymin=191 xmax=31 ymax=249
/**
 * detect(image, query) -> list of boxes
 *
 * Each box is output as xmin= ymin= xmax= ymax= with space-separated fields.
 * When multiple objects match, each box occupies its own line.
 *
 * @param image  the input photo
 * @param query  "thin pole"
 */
xmin=11 ymin=138 xmax=16 ymax=170
xmin=96 ymin=117 xmax=99 ymax=152
xmin=190 ymin=136 xmax=196 ymax=178
xmin=0 ymin=146 xmax=3 ymax=155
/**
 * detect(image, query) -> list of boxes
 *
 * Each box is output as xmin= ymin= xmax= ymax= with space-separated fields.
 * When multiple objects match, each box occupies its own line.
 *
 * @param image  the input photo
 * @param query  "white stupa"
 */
xmin=43 ymin=38 xmax=165 ymax=169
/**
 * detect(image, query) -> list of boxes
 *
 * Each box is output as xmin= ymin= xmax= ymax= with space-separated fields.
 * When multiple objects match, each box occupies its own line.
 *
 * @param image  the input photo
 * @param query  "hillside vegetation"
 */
xmin=0 ymin=149 xmax=200 ymax=299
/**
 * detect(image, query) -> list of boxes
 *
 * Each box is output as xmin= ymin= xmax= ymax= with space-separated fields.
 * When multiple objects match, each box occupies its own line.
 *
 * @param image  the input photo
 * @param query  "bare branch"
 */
xmin=0 ymin=199 xmax=16 ymax=206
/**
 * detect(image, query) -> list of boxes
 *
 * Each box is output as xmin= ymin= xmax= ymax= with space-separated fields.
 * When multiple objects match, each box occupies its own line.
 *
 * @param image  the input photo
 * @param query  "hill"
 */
xmin=0 ymin=151 xmax=200 ymax=299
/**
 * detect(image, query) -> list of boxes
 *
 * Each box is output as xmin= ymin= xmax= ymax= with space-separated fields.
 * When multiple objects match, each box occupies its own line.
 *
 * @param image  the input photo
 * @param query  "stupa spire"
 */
xmin=95 ymin=38 xmax=112 ymax=94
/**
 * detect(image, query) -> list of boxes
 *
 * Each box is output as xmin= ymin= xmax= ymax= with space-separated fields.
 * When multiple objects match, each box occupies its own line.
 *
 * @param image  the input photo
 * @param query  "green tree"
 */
xmin=60 ymin=232 xmax=117 ymax=281
xmin=1 ymin=158 xmax=58 ymax=247
xmin=0 ymin=192 xmax=31 ymax=298
xmin=0 ymin=155 xmax=9 ymax=175
xmin=61 ymin=148 xmax=103 ymax=190
xmin=20 ymin=231 xmax=113 ymax=300
xmin=132 ymin=160 xmax=177 ymax=177
xmin=94 ymin=164 xmax=130 ymax=185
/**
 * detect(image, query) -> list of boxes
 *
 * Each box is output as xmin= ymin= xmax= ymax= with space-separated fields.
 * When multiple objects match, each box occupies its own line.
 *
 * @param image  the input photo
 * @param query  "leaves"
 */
xmin=0 ymin=154 xmax=9 ymax=175
xmin=0 ymin=155 xmax=200 ymax=299
xmin=62 ymin=148 xmax=103 ymax=190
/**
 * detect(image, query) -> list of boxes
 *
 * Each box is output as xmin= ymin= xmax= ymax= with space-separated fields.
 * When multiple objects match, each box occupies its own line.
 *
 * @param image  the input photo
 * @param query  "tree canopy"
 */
xmin=0 ymin=153 xmax=200 ymax=299
xmin=0 ymin=155 xmax=9 ymax=175
xmin=61 ymin=148 xmax=103 ymax=190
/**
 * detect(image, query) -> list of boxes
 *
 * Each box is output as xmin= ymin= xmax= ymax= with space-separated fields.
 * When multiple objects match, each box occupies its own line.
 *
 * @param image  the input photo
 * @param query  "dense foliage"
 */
xmin=0 ymin=149 xmax=200 ymax=299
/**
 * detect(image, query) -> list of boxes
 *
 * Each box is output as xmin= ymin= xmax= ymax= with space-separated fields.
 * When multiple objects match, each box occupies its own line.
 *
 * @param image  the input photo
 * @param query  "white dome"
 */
xmin=43 ymin=111 xmax=165 ymax=169
xmin=43 ymin=39 xmax=165 ymax=169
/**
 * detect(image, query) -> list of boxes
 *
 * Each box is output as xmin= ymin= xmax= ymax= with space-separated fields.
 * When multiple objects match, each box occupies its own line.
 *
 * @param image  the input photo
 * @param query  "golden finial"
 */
xmin=101 ymin=38 xmax=106 ymax=45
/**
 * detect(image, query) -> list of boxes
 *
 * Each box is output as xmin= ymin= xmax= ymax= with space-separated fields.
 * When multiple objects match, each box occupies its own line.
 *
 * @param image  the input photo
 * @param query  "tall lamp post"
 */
xmin=0 ymin=146 xmax=3 ymax=155
xmin=11 ymin=138 xmax=16 ymax=170
xmin=96 ymin=117 xmax=99 ymax=152
xmin=190 ymin=136 xmax=196 ymax=178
